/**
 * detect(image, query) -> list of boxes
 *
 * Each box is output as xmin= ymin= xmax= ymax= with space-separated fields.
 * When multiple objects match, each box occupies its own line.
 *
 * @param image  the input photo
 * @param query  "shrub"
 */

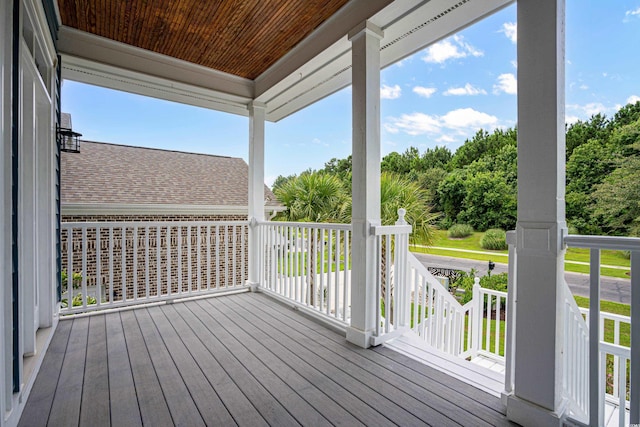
xmin=456 ymin=271 xmax=509 ymax=304
xmin=448 ymin=223 xmax=474 ymax=238
xmin=480 ymin=229 xmax=507 ymax=250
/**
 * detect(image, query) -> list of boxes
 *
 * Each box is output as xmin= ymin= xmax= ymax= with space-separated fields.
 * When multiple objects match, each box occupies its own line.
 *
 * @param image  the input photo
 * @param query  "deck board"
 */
xmin=47 ymin=317 xmax=89 ymax=427
xmin=21 ymin=291 xmax=513 ymax=426
xmin=120 ymin=310 xmax=174 ymax=427
xmin=80 ymin=316 xmax=110 ymax=427
xmin=18 ymin=320 xmax=72 ymax=427
xmin=232 ymin=294 xmax=506 ymax=427
xmin=104 ymin=312 xmax=142 ymax=427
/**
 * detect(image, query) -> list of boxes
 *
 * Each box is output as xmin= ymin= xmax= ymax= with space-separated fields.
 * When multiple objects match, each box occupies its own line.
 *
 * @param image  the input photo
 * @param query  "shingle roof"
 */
xmin=61 ymin=140 xmax=280 ymax=208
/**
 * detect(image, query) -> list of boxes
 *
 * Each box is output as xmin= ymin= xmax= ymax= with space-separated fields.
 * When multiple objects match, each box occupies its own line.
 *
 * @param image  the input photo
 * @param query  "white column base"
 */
xmin=507 ymin=394 xmax=568 ymax=427
xmin=346 ymin=326 xmax=372 ymax=349
xmin=246 ymin=281 xmax=259 ymax=293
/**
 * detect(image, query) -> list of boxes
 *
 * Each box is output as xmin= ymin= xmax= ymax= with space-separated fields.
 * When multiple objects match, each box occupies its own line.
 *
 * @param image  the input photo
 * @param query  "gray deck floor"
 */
xmin=19 ymin=292 xmax=513 ymax=426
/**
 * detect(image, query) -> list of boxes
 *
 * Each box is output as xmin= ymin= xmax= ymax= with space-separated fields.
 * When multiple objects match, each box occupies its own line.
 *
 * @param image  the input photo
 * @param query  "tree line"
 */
xmin=273 ymin=101 xmax=640 ymax=237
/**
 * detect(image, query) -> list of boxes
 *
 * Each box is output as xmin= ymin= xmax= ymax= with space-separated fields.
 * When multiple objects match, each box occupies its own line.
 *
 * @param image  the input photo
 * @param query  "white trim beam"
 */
xmin=60 ymin=203 xmax=285 ymax=217
xmin=58 ymin=27 xmax=253 ymax=115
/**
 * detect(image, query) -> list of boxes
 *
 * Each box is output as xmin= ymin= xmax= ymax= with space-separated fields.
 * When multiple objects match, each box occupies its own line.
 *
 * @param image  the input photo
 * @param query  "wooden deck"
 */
xmin=19 ymin=292 xmax=514 ymax=426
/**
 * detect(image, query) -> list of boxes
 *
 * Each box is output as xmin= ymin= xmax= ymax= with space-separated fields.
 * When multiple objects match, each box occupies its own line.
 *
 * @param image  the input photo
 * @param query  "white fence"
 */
xmin=564 ymin=234 xmax=639 ymax=427
xmin=61 ymin=221 xmax=249 ymax=315
xmin=257 ymin=221 xmax=352 ymax=326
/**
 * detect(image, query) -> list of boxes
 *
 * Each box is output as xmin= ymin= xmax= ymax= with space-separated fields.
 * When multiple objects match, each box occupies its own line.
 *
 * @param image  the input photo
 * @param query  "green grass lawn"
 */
xmin=412 ymin=230 xmax=631 ymax=279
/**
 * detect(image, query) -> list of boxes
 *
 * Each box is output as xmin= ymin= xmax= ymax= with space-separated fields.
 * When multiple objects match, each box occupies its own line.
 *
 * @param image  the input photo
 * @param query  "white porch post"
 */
xmin=346 ymin=21 xmax=383 ymax=349
xmin=247 ymin=101 xmax=266 ymax=292
xmin=507 ymin=0 xmax=568 ymax=425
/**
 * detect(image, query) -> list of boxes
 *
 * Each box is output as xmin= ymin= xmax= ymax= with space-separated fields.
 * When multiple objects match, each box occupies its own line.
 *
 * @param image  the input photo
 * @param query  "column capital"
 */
xmin=248 ymin=101 xmax=266 ymax=114
xmin=348 ymin=21 xmax=383 ymax=42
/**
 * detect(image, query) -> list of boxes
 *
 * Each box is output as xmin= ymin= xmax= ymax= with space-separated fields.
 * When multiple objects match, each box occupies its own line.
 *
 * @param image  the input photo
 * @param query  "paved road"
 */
xmin=412 ymin=252 xmax=631 ymax=304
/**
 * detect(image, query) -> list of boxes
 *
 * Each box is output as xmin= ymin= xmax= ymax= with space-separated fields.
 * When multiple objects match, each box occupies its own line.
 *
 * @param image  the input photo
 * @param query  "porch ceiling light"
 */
xmin=57 ymin=127 xmax=82 ymax=153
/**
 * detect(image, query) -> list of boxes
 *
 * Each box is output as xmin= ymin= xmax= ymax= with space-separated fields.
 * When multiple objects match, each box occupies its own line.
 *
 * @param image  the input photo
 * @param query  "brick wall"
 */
xmin=61 ymin=214 xmax=249 ymax=303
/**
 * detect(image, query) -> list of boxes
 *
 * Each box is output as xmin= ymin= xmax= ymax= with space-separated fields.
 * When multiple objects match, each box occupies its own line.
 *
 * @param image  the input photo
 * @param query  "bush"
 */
xmin=456 ymin=271 xmax=509 ymax=304
xmin=448 ymin=223 xmax=474 ymax=238
xmin=480 ymin=229 xmax=507 ymax=250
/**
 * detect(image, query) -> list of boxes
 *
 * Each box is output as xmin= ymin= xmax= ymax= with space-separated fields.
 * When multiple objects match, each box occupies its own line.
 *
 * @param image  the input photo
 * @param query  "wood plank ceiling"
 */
xmin=57 ymin=0 xmax=351 ymax=80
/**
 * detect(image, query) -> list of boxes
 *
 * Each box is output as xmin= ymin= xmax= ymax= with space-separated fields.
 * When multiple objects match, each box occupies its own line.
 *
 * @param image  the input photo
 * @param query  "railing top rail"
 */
xmin=62 ymin=220 xmax=250 ymax=228
xmin=565 ymin=234 xmax=640 ymax=251
xmin=600 ymin=341 xmax=632 ymax=358
xmin=257 ymin=220 xmax=352 ymax=231
xmin=477 ymin=287 xmax=508 ymax=298
xmin=371 ymin=224 xmax=412 ymax=236
xmin=578 ymin=307 xmax=631 ymax=323
xmin=407 ymin=252 xmax=462 ymax=308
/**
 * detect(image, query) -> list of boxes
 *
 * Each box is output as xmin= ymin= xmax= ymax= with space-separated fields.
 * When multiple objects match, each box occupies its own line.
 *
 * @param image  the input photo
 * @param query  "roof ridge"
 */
xmin=77 ymin=139 xmax=238 ymax=160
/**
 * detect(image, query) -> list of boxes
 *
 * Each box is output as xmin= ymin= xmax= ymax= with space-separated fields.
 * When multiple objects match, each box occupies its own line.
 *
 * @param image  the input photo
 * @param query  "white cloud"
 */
xmin=444 ymin=83 xmax=487 ymax=96
xmin=440 ymin=108 xmax=498 ymax=129
xmin=565 ymin=115 xmax=580 ymax=125
xmin=422 ymin=35 xmax=483 ymax=64
xmin=627 ymin=95 xmax=640 ymax=104
xmin=510 ymin=60 xmax=518 ymax=69
xmin=384 ymin=112 xmax=441 ymax=136
xmin=624 ymin=7 xmax=640 ymax=21
xmin=436 ymin=134 xmax=456 ymax=143
xmin=579 ymin=84 xmax=589 ymax=90
xmin=381 ymin=84 xmax=402 ymax=99
xmin=384 ymin=108 xmax=498 ymax=140
xmin=566 ymin=102 xmax=608 ymax=119
xmin=501 ymin=22 xmax=517 ymax=43
xmin=493 ymin=73 xmax=517 ymax=95
xmin=413 ymin=86 xmax=437 ymax=98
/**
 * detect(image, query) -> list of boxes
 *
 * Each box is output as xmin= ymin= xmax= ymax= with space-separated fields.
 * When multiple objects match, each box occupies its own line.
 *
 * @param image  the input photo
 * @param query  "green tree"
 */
xmin=565 ymin=113 xmax=610 ymax=158
xmin=450 ymin=127 xmax=517 ymax=170
xmin=592 ymin=136 xmax=640 ymax=235
xmin=274 ymin=172 xmax=347 ymax=305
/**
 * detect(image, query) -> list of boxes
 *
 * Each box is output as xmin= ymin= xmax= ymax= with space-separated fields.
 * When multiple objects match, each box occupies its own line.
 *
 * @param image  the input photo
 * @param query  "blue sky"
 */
xmin=62 ymin=2 xmax=640 ymax=187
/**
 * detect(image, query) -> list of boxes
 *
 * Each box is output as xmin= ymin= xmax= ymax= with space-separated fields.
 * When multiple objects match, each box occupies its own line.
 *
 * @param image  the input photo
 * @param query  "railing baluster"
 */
xmin=133 ymin=226 xmax=138 ymax=301
xmin=589 ymin=248 xmax=601 ymax=427
xmin=144 ymin=227 xmax=149 ymax=298
xmin=187 ymin=226 xmax=192 ymax=294
xmin=177 ymin=226 xmax=182 ymax=294
xmin=343 ymin=230 xmax=349 ymax=321
xmin=108 ymin=227 xmax=114 ymax=302
xmin=81 ymin=227 xmax=88 ymax=308
xmin=96 ymin=226 xmax=101 ymax=307
xmin=197 ymin=225 xmax=202 ymax=292
xmin=206 ymin=225 xmax=211 ymax=290
xmin=631 ymin=249 xmax=640 ymax=424
xmin=335 ymin=229 xmax=341 ymax=319
xmin=167 ymin=225 xmax=171 ymax=297
xmin=156 ymin=225 xmax=161 ymax=297
xmin=122 ymin=227 xmax=127 ymax=303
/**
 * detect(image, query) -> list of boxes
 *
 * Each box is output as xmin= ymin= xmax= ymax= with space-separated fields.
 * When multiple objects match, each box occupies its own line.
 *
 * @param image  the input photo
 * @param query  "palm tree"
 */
xmin=274 ymin=173 xmax=347 ymax=305
xmin=340 ymin=172 xmax=439 ymax=322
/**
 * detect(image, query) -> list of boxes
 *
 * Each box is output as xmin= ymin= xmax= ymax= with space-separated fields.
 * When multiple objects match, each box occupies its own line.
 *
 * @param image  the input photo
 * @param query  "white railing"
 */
xmin=472 ymin=280 xmax=508 ymax=363
xmin=563 ymin=280 xmax=590 ymax=423
xmin=370 ymin=211 xmax=413 ymax=345
xmin=564 ymin=234 xmax=640 ymax=426
xmin=61 ymin=221 xmax=249 ymax=315
xmin=580 ymin=308 xmax=632 ymax=426
xmin=257 ymin=221 xmax=352 ymax=326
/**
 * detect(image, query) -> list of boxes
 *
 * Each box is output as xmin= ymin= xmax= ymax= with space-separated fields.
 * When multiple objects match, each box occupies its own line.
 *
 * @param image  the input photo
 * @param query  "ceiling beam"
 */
xmin=58 ymin=26 xmax=254 ymax=114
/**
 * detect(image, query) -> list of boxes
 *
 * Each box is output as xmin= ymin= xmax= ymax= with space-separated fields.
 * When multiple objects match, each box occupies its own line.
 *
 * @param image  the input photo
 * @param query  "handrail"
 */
xmin=257 ymin=220 xmax=352 ymax=231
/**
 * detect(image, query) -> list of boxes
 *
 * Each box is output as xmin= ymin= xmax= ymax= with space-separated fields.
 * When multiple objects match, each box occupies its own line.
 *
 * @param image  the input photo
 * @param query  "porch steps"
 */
xmin=384 ymin=333 xmax=505 ymax=397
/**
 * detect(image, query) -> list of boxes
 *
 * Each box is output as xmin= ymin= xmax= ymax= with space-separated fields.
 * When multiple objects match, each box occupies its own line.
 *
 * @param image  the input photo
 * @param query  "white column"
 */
xmin=247 ymin=101 xmax=266 ymax=292
xmin=507 ymin=1 xmax=568 ymax=425
xmin=1 ymin=0 xmax=12 ymax=417
xmin=346 ymin=21 xmax=383 ymax=349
